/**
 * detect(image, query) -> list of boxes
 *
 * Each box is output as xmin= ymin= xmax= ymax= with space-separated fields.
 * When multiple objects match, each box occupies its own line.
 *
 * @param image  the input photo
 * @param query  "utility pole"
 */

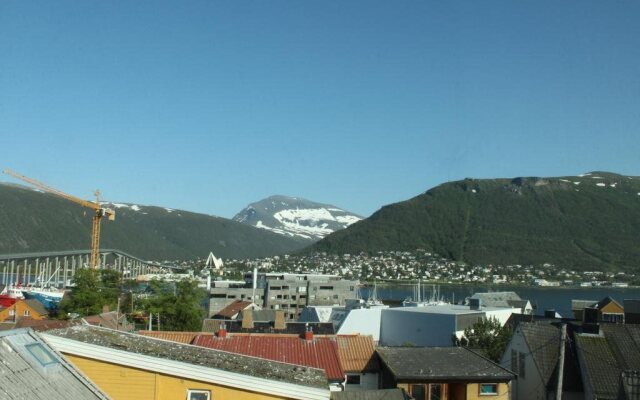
xmin=555 ymin=324 xmax=567 ymax=400
xmin=116 ymin=296 xmax=121 ymax=331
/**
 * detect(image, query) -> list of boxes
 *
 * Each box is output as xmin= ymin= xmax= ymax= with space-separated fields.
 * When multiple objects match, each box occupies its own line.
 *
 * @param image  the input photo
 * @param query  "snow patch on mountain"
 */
xmin=233 ymin=195 xmax=362 ymax=241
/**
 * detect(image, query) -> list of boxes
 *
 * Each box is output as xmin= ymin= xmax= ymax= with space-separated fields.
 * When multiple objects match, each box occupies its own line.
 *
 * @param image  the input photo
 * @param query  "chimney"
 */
xmin=304 ymin=324 xmax=314 ymax=341
xmin=242 ymin=309 xmax=254 ymax=329
xmin=469 ymin=298 xmax=481 ymax=311
xmin=218 ymin=322 xmax=228 ymax=338
xmin=102 ymin=305 xmax=110 ymax=314
xmin=274 ymin=310 xmax=286 ymax=330
xmin=544 ymin=309 xmax=557 ymax=318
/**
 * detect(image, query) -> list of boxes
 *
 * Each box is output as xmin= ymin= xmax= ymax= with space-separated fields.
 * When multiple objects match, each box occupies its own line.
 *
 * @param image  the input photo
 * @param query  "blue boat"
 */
xmin=22 ymin=288 xmax=66 ymax=311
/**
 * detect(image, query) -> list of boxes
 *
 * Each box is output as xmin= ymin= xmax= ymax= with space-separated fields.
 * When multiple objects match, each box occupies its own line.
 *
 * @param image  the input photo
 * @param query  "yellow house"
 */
xmin=377 ymin=347 xmax=514 ymax=400
xmin=572 ymin=296 xmax=625 ymax=323
xmin=42 ymin=325 xmax=329 ymax=400
xmin=0 ymin=299 xmax=48 ymax=322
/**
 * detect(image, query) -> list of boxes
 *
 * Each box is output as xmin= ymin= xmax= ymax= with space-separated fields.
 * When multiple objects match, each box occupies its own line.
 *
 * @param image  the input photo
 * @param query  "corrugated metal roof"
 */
xmin=335 ymin=335 xmax=379 ymax=373
xmin=138 ymin=330 xmax=213 ymax=344
xmin=193 ymin=334 xmax=345 ymax=382
xmin=0 ymin=329 xmax=109 ymax=399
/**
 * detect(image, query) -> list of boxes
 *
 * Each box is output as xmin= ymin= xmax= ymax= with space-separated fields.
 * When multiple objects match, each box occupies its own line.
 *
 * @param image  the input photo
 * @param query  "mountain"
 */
xmin=310 ymin=172 xmax=640 ymax=270
xmin=233 ymin=195 xmax=362 ymax=242
xmin=0 ymin=183 xmax=307 ymax=260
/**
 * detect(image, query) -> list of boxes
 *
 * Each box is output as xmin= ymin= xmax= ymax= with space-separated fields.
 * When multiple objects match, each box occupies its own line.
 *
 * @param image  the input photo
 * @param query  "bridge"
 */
xmin=0 ymin=249 xmax=182 ymax=288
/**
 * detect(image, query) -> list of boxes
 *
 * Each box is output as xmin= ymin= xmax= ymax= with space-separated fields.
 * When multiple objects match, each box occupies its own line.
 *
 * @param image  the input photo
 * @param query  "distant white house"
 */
xmin=468 ymin=291 xmax=533 ymax=314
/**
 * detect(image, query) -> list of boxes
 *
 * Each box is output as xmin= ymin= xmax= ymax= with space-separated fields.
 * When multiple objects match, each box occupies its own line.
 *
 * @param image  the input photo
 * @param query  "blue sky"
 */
xmin=1 ymin=1 xmax=639 ymax=218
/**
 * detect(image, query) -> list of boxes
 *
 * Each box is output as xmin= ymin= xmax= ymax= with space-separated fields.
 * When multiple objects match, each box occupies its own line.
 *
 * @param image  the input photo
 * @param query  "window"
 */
xmin=479 ymin=383 xmax=498 ymax=395
xmin=410 ymin=384 xmax=426 ymax=400
xmin=319 ymin=286 xmax=334 ymax=290
xmin=602 ymin=313 xmax=624 ymax=323
xmin=187 ymin=389 xmax=210 ymax=400
xmin=518 ymin=352 xmax=526 ymax=378
xmin=430 ymin=384 xmax=442 ymax=400
xmin=346 ymin=374 xmax=361 ymax=385
xmin=510 ymin=350 xmax=517 ymax=372
xmin=24 ymin=309 xmax=31 ymax=317
xmin=9 ymin=309 xmax=15 ymax=316
xmin=25 ymin=343 xmax=59 ymax=367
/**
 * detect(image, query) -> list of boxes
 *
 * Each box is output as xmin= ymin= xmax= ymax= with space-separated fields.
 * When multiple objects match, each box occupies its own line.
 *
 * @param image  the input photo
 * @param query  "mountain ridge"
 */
xmin=309 ymin=172 xmax=640 ymax=270
xmin=233 ymin=195 xmax=362 ymax=241
xmin=0 ymin=182 xmax=306 ymax=260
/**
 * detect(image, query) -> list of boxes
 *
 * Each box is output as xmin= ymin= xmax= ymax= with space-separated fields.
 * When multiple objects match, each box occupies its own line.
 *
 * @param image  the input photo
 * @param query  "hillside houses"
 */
xmin=215 ymin=250 xmax=637 ymax=287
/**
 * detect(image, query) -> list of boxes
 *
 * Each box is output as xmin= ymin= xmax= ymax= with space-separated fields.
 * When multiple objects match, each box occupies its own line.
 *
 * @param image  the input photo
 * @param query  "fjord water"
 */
xmin=360 ymin=284 xmax=640 ymax=317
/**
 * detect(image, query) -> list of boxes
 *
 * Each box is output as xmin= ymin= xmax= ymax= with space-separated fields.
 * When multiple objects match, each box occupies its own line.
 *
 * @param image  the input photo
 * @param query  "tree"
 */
xmin=453 ymin=316 xmax=513 ymax=362
xmin=140 ymin=278 xmax=206 ymax=331
xmin=59 ymin=268 xmax=121 ymax=317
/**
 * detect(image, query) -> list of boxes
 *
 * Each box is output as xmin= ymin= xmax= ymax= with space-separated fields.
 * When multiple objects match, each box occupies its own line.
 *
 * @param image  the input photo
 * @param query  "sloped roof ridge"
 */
xmin=518 ymin=322 xmax=560 ymax=386
xmin=46 ymin=325 xmax=328 ymax=388
xmin=377 ymin=346 xmax=514 ymax=380
xmin=192 ymin=333 xmax=345 ymax=382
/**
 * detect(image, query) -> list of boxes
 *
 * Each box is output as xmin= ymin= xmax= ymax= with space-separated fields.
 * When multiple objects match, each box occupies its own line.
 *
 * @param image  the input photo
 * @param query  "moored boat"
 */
xmin=21 ymin=287 xmax=66 ymax=310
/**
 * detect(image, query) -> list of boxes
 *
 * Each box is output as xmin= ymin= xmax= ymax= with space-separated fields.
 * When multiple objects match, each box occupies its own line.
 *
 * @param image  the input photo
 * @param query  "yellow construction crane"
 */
xmin=2 ymin=168 xmax=115 ymax=269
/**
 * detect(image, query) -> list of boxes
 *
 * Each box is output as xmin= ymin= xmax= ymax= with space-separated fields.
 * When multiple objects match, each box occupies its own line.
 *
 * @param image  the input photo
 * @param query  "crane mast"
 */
xmin=2 ymin=169 xmax=115 ymax=269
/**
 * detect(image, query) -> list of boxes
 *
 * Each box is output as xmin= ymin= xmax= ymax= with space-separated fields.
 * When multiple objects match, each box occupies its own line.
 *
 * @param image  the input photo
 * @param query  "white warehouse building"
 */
xmin=379 ymin=303 xmax=519 ymax=347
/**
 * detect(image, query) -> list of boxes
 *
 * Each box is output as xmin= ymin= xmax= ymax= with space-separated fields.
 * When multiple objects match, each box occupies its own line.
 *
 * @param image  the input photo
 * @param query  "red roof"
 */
xmin=335 ymin=335 xmax=379 ymax=373
xmin=215 ymin=300 xmax=254 ymax=318
xmin=193 ymin=334 xmax=345 ymax=382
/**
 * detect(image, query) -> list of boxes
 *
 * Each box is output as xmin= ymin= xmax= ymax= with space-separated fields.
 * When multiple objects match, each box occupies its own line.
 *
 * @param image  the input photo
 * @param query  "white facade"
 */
xmin=337 ymin=308 xmax=384 ymax=342
xmin=500 ymin=329 xmax=547 ymax=400
xmin=379 ymin=304 xmax=519 ymax=347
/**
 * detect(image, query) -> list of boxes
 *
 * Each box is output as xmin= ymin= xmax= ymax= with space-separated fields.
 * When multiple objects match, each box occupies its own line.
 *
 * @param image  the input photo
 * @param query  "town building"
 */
xmin=192 ymin=330 xmax=346 ymax=391
xmin=377 ymin=346 xmax=515 ymax=400
xmin=468 ymin=292 xmax=533 ymax=314
xmin=572 ymin=296 xmax=625 ymax=323
xmin=209 ymin=272 xmax=358 ymax=320
xmin=0 ymin=298 xmax=48 ymax=323
xmin=379 ymin=304 xmax=519 ymax=347
xmin=334 ymin=335 xmax=380 ymax=391
xmin=500 ymin=322 xmax=583 ymax=400
xmin=212 ymin=299 xmax=261 ymax=320
xmin=43 ymin=325 xmax=330 ymax=400
xmin=574 ymin=324 xmax=640 ymax=399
